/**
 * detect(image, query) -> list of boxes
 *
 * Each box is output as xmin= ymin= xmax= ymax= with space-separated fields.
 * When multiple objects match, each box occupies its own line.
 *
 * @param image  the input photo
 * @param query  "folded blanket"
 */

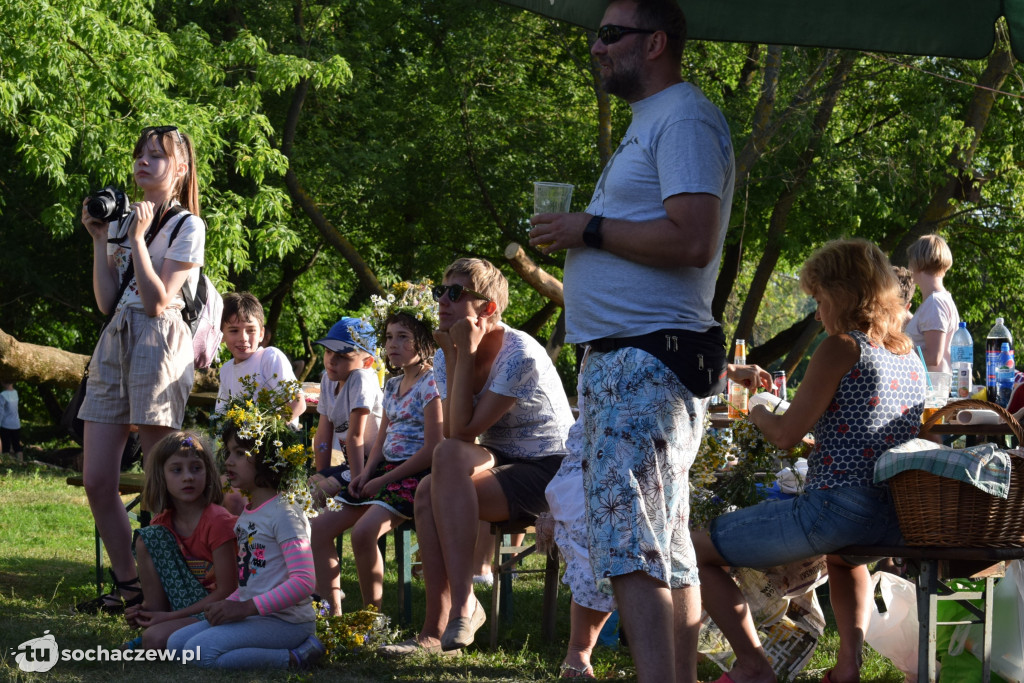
xmin=874 ymin=438 xmax=1012 ymax=498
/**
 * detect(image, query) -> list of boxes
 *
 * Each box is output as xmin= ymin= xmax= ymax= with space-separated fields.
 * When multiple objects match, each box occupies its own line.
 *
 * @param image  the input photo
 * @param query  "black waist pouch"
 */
xmin=583 ymin=327 xmax=728 ymax=398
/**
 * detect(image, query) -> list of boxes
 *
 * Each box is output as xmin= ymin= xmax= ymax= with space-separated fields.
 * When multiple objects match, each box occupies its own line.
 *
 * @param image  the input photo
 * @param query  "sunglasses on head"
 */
xmin=431 ymin=284 xmax=490 ymax=303
xmin=597 ymin=24 xmax=656 ymax=45
xmin=142 ymin=125 xmax=186 ymax=146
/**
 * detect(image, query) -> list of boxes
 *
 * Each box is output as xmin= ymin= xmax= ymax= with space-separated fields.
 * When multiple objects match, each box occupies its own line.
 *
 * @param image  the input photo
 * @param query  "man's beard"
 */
xmin=600 ymin=45 xmax=646 ymax=101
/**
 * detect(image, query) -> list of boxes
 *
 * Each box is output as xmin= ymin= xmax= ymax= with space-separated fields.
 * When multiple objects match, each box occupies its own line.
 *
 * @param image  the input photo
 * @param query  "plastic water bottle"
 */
xmin=996 ymin=342 xmax=1015 ymax=408
xmin=950 ymin=322 xmax=973 ymax=398
xmin=986 ymin=317 xmax=1013 ymax=401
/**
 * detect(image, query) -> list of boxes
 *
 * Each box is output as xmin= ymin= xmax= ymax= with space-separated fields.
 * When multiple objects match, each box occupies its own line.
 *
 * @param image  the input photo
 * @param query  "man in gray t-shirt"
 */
xmin=529 ymin=1 xmax=733 ymax=681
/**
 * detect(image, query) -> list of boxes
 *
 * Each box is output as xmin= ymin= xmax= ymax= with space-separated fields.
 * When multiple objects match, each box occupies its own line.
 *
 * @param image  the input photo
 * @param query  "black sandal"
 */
xmin=75 ymin=569 xmax=143 ymax=614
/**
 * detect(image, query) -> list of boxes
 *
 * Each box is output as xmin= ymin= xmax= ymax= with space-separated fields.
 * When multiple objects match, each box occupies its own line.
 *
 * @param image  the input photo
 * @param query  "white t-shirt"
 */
xmin=563 ymin=82 xmax=734 ymax=342
xmin=216 ymin=346 xmax=297 ymax=414
xmin=318 ymin=368 xmax=383 ymax=454
xmin=434 ymin=324 xmax=573 ymax=460
xmin=106 ymin=204 xmax=205 ymax=313
xmin=233 ymin=495 xmax=314 ymax=624
xmin=907 ymin=290 xmax=960 ymax=372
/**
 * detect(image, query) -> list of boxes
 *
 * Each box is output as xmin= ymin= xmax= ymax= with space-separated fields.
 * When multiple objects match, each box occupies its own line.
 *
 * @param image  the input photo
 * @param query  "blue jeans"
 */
xmin=166 ymin=614 xmax=315 ymax=669
xmin=709 ymin=485 xmax=903 ymax=569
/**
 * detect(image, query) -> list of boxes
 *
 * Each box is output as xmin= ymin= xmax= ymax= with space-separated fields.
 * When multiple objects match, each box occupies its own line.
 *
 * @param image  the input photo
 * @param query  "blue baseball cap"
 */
xmin=315 ymin=317 xmax=376 ymax=355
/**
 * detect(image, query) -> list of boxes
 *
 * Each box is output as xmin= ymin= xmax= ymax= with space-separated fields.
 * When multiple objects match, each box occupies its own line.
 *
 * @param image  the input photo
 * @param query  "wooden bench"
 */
xmin=840 ymin=544 xmax=1024 ymax=683
xmin=488 ymin=520 xmax=560 ymax=648
xmin=334 ymin=519 xmax=417 ymax=625
xmin=67 ymin=472 xmax=148 ymax=598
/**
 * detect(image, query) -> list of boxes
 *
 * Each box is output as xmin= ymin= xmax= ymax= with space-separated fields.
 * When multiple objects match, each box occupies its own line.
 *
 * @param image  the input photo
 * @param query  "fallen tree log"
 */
xmin=0 ymin=327 xmax=218 ymax=392
xmin=0 ymin=328 xmax=90 ymax=389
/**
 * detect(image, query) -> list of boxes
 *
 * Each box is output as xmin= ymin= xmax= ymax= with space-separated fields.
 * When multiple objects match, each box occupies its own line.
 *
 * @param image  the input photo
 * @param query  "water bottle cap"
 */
xmin=1002 ymin=342 xmax=1011 ymax=351
xmin=959 ymin=322 xmax=967 ymax=328
xmin=997 ymin=317 xmax=1005 ymax=324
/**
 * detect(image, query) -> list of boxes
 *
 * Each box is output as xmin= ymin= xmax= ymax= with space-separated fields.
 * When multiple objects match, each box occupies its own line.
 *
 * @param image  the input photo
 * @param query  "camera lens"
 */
xmin=86 ymin=193 xmax=114 ymax=220
xmin=86 ymin=186 xmax=128 ymax=222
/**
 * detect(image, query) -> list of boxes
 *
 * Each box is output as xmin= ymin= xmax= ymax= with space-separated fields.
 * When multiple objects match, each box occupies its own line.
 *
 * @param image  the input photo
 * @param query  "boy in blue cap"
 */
xmin=308 ymin=317 xmax=384 ymax=506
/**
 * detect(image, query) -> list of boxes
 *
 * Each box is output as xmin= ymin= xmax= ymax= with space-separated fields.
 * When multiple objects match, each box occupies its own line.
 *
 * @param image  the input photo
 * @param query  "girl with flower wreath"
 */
xmin=311 ymin=282 xmax=443 ymax=616
xmin=168 ymin=381 xmax=324 ymax=670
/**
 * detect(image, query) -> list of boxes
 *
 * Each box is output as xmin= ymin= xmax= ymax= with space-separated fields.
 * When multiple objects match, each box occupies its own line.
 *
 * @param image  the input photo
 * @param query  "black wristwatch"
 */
xmin=583 ymin=214 xmax=603 ymax=249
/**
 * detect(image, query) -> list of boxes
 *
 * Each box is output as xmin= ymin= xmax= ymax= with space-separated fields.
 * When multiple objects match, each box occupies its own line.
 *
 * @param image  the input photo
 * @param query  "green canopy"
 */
xmin=498 ymin=0 xmax=1024 ymax=61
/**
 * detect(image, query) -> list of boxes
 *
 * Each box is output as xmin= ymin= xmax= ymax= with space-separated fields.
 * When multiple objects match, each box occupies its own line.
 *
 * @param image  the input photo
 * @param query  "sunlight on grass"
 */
xmin=0 ymin=458 xmax=906 ymax=681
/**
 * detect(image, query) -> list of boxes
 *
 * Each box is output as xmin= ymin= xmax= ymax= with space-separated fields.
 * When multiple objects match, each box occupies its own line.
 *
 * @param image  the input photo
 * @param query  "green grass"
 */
xmin=0 ymin=454 xmax=904 ymax=681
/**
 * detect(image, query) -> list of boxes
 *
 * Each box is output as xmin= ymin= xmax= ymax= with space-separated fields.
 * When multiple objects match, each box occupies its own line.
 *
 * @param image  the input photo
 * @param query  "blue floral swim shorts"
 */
xmin=580 ymin=346 xmax=709 ymax=594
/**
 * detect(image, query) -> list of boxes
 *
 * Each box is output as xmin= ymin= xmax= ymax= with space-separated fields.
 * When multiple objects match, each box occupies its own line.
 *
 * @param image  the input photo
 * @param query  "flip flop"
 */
xmin=559 ymin=662 xmax=595 ymax=678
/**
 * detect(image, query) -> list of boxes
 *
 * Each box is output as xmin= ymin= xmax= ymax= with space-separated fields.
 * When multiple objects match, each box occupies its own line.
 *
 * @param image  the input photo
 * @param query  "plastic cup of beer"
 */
xmin=922 ymin=372 xmax=952 ymax=424
xmin=532 ymin=182 xmax=573 ymax=248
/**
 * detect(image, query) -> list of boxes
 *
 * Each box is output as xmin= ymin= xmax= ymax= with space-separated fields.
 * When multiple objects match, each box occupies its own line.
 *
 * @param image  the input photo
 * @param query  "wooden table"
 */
xmin=187 ymin=391 xmax=319 ymax=414
xmin=840 ymin=544 xmax=1024 ymax=683
xmin=928 ymin=422 xmax=1017 ymax=447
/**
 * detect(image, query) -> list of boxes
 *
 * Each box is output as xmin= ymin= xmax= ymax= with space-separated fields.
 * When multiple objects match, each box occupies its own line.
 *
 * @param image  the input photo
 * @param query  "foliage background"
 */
xmin=2 ymin=0 xmax=1023 ymax=422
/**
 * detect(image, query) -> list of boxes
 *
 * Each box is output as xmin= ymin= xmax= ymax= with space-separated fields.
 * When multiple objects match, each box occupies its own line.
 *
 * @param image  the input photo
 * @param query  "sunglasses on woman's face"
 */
xmin=431 ymin=284 xmax=490 ymax=303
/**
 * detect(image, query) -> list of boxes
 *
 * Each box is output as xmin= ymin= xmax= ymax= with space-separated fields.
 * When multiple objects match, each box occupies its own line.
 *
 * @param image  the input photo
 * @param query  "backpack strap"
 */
xmin=166 ymin=210 xmax=205 ymax=326
xmin=107 ymin=205 xmax=186 ymax=324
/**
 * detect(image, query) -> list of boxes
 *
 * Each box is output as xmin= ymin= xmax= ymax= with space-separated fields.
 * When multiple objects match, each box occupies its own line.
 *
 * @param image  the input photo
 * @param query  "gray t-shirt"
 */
xmin=564 ymin=82 xmax=735 ymax=343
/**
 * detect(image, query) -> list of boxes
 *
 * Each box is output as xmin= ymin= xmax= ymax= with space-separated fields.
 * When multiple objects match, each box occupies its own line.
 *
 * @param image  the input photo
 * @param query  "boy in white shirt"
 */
xmin=216 ymin=292 xmax=305 ymax=424
xmin=308 ymin=317 xmax=384 ymax=504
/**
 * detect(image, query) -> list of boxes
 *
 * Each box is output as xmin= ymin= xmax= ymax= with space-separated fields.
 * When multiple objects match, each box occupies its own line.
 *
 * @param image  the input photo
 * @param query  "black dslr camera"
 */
xmin=86 ymin=185 xmax=130 ymax=222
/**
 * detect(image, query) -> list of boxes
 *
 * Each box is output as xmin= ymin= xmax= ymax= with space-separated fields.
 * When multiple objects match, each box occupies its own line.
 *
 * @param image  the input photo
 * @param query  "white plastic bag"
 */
xmin=865 ymin=571 xmax=922 ymax=683
xmin=951 ymin=559 xmax=1024 ymax=683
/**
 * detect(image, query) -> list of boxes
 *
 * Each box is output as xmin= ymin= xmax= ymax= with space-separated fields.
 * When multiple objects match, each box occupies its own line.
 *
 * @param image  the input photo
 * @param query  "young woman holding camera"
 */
xmin=76 ymin=126 xmax=205 ymax=613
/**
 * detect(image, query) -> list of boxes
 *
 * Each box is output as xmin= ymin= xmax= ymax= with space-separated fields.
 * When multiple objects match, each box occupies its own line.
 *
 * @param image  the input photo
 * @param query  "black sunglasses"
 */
xmin=142 ymin=125 xmax=186 ymax=147
xmin=431 ymin=284 xmax=490 ymax=303
xmin=597 ymin=24 xmax=656 ymax=45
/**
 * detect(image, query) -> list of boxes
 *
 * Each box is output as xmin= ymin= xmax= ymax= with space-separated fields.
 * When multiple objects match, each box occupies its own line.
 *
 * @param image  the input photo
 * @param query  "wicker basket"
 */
xmin=890 ymin=398 xmax=1024 ymax=547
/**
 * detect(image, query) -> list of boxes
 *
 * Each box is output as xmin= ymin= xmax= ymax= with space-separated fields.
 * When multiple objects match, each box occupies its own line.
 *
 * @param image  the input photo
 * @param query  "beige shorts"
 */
xmin=78 ymin=306 xmax=194 ymax=428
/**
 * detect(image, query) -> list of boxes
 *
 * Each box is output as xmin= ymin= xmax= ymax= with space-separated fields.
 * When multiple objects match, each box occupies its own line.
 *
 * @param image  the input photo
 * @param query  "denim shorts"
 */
xmin=709 ymin=485 xmax=904 ymax=569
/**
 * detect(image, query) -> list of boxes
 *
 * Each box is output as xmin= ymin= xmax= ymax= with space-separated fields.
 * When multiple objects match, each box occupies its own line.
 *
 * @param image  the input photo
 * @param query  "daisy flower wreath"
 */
xmin=214 ymin=374 xmax=318 ymax=516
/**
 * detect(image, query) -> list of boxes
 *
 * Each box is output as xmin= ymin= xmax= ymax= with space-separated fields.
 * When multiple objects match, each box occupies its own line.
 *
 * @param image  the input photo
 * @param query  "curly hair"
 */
xmin=800 ymin=239 xmax=912 ymax=355
xmin=382 ymin=312 xmax=437 ymax=374
xmin=220 ymin=421 xmax=284 ymax=491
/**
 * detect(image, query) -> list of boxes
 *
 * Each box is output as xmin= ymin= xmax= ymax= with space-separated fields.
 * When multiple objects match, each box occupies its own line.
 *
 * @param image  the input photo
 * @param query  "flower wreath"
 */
xmin=214 ymin=374 xmax=318 ymax=516
xmin=368 ymin=281 xmax=439 ymax=340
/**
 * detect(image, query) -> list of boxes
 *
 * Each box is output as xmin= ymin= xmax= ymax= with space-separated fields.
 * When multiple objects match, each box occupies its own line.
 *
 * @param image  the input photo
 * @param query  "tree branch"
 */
xmin=504 ymin=242 xmax=564 ymax=307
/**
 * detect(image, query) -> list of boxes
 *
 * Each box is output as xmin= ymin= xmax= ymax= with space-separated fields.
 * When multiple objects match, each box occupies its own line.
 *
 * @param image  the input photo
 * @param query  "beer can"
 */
xmin=772 ymin=370 xmax=787 ymax=398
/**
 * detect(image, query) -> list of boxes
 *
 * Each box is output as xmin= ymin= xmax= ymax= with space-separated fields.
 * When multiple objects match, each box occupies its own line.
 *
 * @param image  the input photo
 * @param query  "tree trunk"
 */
xmin=735 ymin=53 xmax=854 ymax=345
xmin=887 ymin=45 xmax=1016 ymax=260
xmin=0 ymin=328 xmax=89 ymax=389
xmin=0 ymin=327 xmax=219 ymax=391
xmin=504 ymin=243 xmax=565 ymax=306
xmin=281 ymin=79 xmax=384 ymax=298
